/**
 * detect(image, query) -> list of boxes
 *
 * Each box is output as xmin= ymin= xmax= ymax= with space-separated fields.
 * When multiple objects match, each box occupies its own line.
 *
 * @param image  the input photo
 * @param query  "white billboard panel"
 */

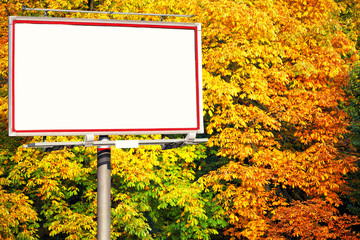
xmin=8 ymin=16 xmax=203 ymax=136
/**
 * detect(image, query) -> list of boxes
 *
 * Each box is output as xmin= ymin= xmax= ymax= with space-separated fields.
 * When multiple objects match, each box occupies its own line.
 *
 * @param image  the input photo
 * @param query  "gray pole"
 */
xmin=97 ymin=135 xmax=111 ymax=240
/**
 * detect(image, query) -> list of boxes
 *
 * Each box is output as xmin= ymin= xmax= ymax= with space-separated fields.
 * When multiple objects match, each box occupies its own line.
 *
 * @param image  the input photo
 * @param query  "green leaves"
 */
xmin=110 ymin=142 xmax=223 ymax=239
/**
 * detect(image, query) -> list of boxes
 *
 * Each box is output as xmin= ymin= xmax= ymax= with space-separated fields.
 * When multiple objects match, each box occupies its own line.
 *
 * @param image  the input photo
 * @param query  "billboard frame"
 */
xmin=8 ymin=16 xmax=203 ymax=137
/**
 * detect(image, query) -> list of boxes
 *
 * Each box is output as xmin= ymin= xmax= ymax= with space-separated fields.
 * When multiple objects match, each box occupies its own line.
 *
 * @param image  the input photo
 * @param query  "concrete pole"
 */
xmin=97 ymin=135 xmax=111 ymax=240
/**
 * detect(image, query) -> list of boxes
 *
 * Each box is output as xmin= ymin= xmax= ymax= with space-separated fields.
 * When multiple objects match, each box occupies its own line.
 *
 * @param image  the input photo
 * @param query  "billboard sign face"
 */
xmin=8 ymin=16 xmax=203 ymax=136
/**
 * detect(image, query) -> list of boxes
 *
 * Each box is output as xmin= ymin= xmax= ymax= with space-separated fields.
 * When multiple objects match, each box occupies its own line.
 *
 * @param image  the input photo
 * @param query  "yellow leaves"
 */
xmin=291 ymin=60 xmax=318 ymax=79
xmin=47 ymin=208 xmax=96 ymax=240
xmin=0 ymin=0 xmax=357 ymax=239
xmin=0 ymin=189 xmax=38 ymax=239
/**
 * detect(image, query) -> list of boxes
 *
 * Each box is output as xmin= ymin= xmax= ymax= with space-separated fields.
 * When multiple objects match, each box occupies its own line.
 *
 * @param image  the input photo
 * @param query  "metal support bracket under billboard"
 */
xmin=23 ymin=134 xmax=208 ymax=151
xmin=85 ymin=134 xmax=95 ymax=147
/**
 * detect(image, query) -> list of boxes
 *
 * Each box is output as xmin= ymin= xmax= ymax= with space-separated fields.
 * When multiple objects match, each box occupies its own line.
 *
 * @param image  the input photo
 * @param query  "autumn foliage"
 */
xmin=200 ymin=0 xmax=360 ymax=238
xmin=0 ymin=0 xmax=360 ymax=239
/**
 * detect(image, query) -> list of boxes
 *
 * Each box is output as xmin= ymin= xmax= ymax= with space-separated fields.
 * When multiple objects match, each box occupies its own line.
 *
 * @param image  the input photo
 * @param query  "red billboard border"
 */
xmin=10 ymin=18 xmax=201 ymax=135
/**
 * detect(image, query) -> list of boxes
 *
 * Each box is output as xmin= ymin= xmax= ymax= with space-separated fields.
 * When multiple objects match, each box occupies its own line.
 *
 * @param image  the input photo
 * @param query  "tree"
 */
xmin=6 ymin=136 xmax=225 ymax=239
xmin=336 ymin=0 xmax=360 ymax=231
xmin=198 ymin=0 xmax=360 ymax=239
xmin=1 ymin=0 xmax=360 ymax=239
xmin=0 ymin=1 xmax=226 ymax=239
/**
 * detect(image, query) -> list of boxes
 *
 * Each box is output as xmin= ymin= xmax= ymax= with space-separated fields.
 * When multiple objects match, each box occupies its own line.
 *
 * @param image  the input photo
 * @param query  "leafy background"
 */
xmin=1 ymin=0 xmax=360 ymax=239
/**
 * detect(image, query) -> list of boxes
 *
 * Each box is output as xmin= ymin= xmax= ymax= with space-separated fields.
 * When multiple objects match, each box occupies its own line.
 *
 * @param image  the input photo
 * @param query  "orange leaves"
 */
xmin=0 ymin=0 xmax=358 ymax=239
xmin=284 ymin=0 xmax=338 ymax=24
xmin=269 ymin=198 xmax=360 ymax=239
xmin=201 ymin=0 xmax=359 ymax=238
xmin=204 ymin=161 xmax=280 ymax=239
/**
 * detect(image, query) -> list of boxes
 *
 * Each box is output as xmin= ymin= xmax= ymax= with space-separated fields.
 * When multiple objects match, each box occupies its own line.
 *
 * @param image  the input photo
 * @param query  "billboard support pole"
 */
xmin=97 ymin=135 xmax=111 ymax=240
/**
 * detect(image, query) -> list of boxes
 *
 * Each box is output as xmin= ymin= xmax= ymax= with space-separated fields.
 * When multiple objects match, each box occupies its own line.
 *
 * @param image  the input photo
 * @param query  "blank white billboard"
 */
xmin=8 ymin=16 xmax=203 ymax=136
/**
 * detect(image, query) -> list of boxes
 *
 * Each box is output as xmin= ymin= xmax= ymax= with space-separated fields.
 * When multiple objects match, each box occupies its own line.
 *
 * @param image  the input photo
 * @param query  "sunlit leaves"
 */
xmin=1 ymin=0 xmax=360 ymax=239
xmin=200 ymin=0 xmax=360 ymax=239
xmin=110 ymin=139 xmax=223 ymax=239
